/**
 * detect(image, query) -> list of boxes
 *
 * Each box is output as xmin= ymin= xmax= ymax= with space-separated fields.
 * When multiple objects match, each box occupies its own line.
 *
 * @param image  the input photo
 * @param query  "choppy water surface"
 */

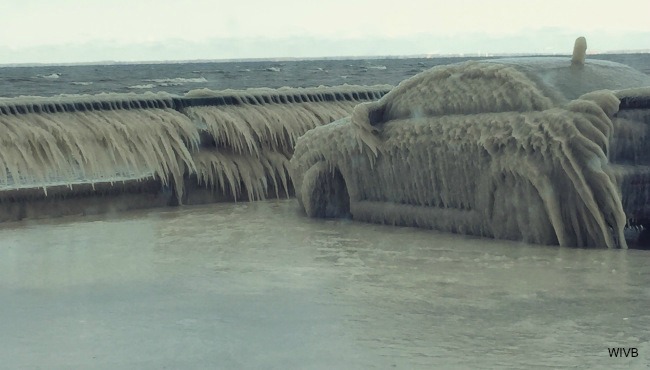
xmin=1 ymin=200 xmax=649 ymax=369
xmin=1 ymin=53 xmax=648 ymax=98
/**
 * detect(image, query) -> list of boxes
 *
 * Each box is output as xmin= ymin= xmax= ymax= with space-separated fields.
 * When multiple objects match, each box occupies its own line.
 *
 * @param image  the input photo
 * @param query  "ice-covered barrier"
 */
xmin=0 ymin=85 xmax=390 ymax=221
xmin=292 ymin=60 xmax=650 ymax=248
xmin=0 ymin=86 xmax=389 ymax=115
xmin=0 ymin=92 xmax=177 ymax=115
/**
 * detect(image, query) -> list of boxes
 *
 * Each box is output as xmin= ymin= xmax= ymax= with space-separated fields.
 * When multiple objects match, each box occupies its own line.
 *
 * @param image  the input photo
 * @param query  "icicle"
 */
xmin=0 ymin=106 xmax=199 ymax=204
xmin=192 ymin=149 xmax=291 ymax=201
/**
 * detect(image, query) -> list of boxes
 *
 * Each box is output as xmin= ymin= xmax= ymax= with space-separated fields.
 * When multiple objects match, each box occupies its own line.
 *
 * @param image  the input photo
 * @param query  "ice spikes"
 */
xmin=0 ymin=85 xmax=387 ymax=205
xmin=0 ymin=108 xmax=199 ymax=203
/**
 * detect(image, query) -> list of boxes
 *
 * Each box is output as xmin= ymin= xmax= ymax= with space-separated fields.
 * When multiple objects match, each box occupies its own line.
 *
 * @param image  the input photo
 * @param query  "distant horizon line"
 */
xmin=2 ymin=49 xmax=649 ymax=68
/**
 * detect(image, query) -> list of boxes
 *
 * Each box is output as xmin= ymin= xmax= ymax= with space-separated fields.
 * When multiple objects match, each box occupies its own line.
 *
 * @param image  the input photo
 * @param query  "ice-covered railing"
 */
xmin=0 ymin=85 xmax=391 ymax=210
xmin=0 ymin=92 xmax=176 ymax=115
xmin=0 ymin=85 xmax=392 ymax=115
xmin=179 ymin=85 xmax=391 ymax=108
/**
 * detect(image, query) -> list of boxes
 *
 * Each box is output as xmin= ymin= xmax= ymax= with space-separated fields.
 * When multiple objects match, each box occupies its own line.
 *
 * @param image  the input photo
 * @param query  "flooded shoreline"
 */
xmin=1 ymin=200 xmax=649 ymax=369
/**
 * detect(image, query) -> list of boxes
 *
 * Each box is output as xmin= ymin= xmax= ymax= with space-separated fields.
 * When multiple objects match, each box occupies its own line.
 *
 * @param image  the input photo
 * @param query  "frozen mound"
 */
xmin=380 ymin=62 xmax=555 ymax=119
xmin=292 ymin=61 xmax=630 ymax=248
xmin=344 ymin=61 xmax=564 ymax=152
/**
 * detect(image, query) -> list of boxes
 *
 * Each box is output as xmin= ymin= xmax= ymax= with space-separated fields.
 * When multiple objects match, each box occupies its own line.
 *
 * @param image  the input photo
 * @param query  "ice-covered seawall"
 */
xmin=291 ymin=61 xmax=650 ymax=248
xmin=0 ymin=85 xmax=390 ymax=221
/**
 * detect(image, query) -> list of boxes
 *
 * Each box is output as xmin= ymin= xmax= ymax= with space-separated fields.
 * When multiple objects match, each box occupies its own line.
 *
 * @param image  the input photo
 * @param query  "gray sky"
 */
xmin=2 ymin=0 xmax=649 ymax=64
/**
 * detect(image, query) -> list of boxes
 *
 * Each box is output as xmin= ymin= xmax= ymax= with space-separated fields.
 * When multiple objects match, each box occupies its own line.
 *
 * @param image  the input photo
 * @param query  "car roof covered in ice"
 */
xmin=484 ymin=57 xmax=650 ymax=101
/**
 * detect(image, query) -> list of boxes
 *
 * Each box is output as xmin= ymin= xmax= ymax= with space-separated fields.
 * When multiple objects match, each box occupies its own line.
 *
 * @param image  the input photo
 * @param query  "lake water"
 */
xmin=1 ymin=200 xmax=649 ymax=369
xmin=1 ymin=53 xmax=649 ymax=98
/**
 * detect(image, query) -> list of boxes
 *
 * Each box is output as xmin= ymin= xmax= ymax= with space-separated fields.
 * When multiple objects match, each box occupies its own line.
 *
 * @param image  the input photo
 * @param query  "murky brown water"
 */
xmin=1 ymin=200 xmax=649 ymax=369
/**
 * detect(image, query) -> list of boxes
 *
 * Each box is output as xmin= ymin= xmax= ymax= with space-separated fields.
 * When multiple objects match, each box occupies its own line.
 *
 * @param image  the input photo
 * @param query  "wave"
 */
xmin=38 ymin=73 xmax=62 ymax=80
xmin=192 ymin=70 xmax=225 ymax=74
xmin=145 ymin=77 xmax=208 ymax=84
xmin=6 ymin=78 xmax=33 ymax=83
xmin=265 ymin=67 xmax=281 ymax=72
xmin=128 ymin=84 xmax=157 ymax=89
xmin=71 ymin=82 xmax=93 ymax=86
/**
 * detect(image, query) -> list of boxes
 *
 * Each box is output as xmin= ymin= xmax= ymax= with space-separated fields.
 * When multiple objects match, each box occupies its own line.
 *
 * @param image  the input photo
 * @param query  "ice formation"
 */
xmin=193 ymin=150 xmax=291 ymax=201
xmin=182 ymin=85 xmax=387 ymax=201
xmin=0 ymin=108 xmax=198 ymax=200
xmin=291 ymin=61 xmax=650 ymax=248
xmin=0 ymin=85 xmax=387 ymax=207
xmin=610 ymin=87 xmax=650 ymax=223
xmin=571 ymin=36 xmax=587 ymax=66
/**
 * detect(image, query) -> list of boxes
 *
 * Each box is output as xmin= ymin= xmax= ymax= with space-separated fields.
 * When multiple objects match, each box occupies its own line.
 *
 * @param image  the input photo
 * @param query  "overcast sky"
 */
xmin=1 ymin=0 xmax=649 ymax=64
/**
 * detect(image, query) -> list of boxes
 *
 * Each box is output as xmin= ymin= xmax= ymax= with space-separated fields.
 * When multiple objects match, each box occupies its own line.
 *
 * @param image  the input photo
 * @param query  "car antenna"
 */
xmin=571 ymin=36 xmax=587 ymax=66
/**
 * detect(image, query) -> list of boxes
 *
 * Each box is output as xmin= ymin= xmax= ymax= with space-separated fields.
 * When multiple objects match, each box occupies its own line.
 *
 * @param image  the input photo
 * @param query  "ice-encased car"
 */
xmin=291 ymin=53 xmax=650 ymax=248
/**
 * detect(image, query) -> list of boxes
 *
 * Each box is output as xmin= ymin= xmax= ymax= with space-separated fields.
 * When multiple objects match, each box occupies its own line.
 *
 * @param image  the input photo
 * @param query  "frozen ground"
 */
xmin=1 ymin=200 xmax=649 ymax=369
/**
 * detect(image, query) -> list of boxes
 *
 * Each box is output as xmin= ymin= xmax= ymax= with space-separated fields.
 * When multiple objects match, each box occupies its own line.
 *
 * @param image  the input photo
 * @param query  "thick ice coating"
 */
xmin=571 ymin=36 xmax=587 ymax=66
xmin=0 ymin=86 xmax=386 ymax=206
xmin=0 ymin=108 xmax=198 ymax=200
xmin=182 ymin=86 xmax=383 ymax=200
xmin=291 ymin=61 xmax=639 ymax=248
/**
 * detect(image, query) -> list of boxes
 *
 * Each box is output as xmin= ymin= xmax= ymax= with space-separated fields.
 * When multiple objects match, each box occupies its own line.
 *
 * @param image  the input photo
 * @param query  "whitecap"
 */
xmin=71 ymin=82 xmax=93 ymax=86
xmin=265 ymin=67 xmax=281 ymax=72
xmin=145 ymin=77 xmax=208 ymax=84
xmin=128 ymin=84 xmax=156 ymax=89
xmin=38 ymin=73 xmax=62 ymax=80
